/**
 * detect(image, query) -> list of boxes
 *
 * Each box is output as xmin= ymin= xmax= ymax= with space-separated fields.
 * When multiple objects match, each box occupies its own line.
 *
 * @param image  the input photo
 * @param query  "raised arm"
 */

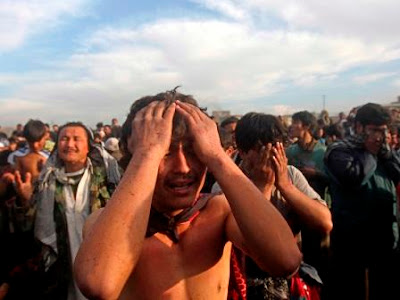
xmin=273 ymin=143 xmax=332 ymax=235
xmin=74 ymin=101 xmax=176 ymax=300
xmin=176 ymin=101 xmax=302 ymax=277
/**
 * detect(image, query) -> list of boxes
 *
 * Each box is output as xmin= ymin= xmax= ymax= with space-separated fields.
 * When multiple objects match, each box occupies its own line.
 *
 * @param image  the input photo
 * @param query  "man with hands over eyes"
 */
xmin=235 ymin=113 xmax=332 ymax=299
xmin=74 ymin=91 xmax=302 ymax=300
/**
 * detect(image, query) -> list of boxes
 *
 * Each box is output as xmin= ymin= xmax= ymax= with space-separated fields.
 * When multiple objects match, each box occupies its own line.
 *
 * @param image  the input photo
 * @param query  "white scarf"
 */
xmin=55 ymin=165 xmax=91 ymax=300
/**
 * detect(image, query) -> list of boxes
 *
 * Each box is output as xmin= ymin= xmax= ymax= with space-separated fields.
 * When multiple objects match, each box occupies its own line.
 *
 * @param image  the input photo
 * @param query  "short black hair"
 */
xmin=235 ymin=112 xmax=287 ymax=153
xmin=220 ymin=116 xmax=239 ymax=129
xmin=23 ymin=119 xmax=47 ymax=144
xmin=355 ymin=103 xmax=391 ymax=126
xmin=292 ymin=111 xmax=317 ymax=132
xmin=325 ymin=124 xmax=344 ymax=139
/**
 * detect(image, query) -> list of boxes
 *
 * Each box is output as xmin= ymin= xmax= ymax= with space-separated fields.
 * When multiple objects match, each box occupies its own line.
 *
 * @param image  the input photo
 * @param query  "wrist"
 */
xmin=131 ymin=147 xmax=165 ymax=161
xmin=277 ymin=181 xmax=295 ymax=196
xmin=205 ymin=151 xmax=232 ymax=174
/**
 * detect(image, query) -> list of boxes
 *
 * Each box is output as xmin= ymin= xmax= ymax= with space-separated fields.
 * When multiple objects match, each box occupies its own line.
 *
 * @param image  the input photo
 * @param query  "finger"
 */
xmin=176 ymin=104 xmax=196 ymax=126
xmin=24 ymin=172 xmax=32 ymax=184
xmin=144 ymin=101 xmax=159 ymax=119
xmin=153 ymin=101 xmax=166 ymax=118
xmin=279 ymin=142 xmax=288 ymax=165
xmin=135 ymin=102 xmax=152 ymax=120
xmin=14 ymin=171 xmax=22 ymax=186
xmin=163 ymin=102 xmax=176 ymax=122
xmin=176 ymin=101 xmax=203 ymax=121
xmin=265 ymin=143 xmax=273 ymax=167
xmin=278 ymin=142 xmax=287 ymax=158
xmin=272 ymin=155 xmax=282 ymax=175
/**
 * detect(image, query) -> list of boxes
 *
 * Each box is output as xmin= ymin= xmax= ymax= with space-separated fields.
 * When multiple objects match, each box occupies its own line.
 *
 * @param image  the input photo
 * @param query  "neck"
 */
xmin=299 ymin=131 xmax=313 ymax=147
xmin=64 ymin=160 xmax=86 ymax=173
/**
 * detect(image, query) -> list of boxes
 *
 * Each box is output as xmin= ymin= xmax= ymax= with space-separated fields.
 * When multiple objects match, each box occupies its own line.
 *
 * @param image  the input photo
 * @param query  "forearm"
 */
xmin=75 ymin=151 xmax=161 ymax=299
xmin=209 ymin=154 xmax=302 ymax=274
xmin=278 ymin=184 xmax=332 ymax=234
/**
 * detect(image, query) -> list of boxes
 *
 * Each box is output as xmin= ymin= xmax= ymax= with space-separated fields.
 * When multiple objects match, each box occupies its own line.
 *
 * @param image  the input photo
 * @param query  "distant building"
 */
xmin=212 ymin=110 xmax=242 ymax=125
xmin=212 ymin=110 xmax=231 ymax=124
xmin=384 ymin=95 xmax=400 ymax=125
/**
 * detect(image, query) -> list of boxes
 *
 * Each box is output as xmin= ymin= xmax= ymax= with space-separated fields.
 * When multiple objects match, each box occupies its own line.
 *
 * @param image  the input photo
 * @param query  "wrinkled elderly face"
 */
xmin=58 ymin=126 xmax=89 ymax=166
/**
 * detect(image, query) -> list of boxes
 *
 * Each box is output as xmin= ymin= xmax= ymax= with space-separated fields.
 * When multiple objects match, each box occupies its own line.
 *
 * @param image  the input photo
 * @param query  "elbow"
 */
xmin=74 ymin=260 xmax=122 ymax=300
xmin=318 ymin=211 xmax=333 ymax=235
xmin=323 ymin=218 xmax=333 ymax=235
xmin=75 ymin=270 xmax=121 ymax=300
xmin=256 ymin=247 xmax=302 ymax=278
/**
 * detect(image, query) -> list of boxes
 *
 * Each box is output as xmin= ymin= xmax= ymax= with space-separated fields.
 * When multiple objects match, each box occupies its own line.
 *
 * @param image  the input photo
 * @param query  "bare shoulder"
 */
xmin=200 ymin=193 xmax=231 ymax=226
xmin=83 ymin=208 xmax=104 ymax=239
xmin=204 ymin=193 xmax=230 ymax=212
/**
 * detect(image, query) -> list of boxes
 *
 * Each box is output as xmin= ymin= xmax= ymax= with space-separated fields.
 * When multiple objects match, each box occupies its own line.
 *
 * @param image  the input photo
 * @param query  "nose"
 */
xmin=172 ymin=146 xmax=191 ymax=174
xmin=66 ymin=138 xmax=75 ymax=148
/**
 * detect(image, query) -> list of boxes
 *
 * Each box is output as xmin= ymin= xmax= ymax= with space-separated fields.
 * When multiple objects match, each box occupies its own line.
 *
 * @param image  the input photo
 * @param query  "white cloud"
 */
xmin=0 ymin=0 xmax=89 ymax=52
xmin=392 ymin=79 xmax=400 ymax=88
xmin=271 ymin=104 xmax=295 ymax=116
xmin=2 ymin=2 xmax=400 ymax=125
xmin=194 ymin=0 xmax=400 ymax=43
xmin=192 ymin=0 xmax=248 ymax=21
xmin=353 ymin=72 xmax=397 ymax=85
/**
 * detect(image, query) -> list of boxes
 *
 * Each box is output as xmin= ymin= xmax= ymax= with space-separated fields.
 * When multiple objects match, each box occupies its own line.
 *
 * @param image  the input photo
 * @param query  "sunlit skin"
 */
xmin=75 ymin=101 xmax=302 ymax=300
xmin=15 ymin=133 xmax=48 ymax=183
xmin=11 ymin=126 xmax=91 ymax=204
xmin=57 ymin=126 xmax=89 ymax=173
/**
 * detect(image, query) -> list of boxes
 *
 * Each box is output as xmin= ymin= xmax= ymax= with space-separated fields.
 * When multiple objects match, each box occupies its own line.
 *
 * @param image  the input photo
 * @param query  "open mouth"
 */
xmin=166 ymin=179 xmax=197 ymax=196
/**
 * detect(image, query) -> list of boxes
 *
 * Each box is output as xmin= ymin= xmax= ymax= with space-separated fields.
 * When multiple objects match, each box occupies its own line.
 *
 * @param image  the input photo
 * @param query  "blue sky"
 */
xmin=1 ymin=0 xmax=400 ymax=126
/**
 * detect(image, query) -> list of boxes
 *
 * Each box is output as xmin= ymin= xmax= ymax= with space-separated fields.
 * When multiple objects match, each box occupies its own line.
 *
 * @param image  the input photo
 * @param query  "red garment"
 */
xmin=290 ymin=272 xmax=321 ymax=300
xmin=228 ymin=247 xmax=246 ymax=300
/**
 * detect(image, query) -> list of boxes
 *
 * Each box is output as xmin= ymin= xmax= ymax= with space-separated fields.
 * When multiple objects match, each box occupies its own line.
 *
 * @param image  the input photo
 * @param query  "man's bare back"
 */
xmin=16 ymin=152 xmax=46 ymax=182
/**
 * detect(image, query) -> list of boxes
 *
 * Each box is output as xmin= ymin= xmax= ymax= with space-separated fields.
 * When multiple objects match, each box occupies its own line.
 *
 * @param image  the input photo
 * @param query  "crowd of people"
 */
xmin=0 ymin=90 xmax=399 ymax=300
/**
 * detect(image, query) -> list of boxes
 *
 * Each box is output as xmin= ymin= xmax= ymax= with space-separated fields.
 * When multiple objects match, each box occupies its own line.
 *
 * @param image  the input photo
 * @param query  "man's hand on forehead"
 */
xmin=175 ymin=100 xmax=225 ymax=166
xmin=128 ymin=101 xmax=176 ymax=158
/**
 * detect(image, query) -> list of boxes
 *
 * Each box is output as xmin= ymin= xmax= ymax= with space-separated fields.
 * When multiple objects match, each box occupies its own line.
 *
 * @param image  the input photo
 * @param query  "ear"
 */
xmin=225 ymin=146 xmax=235 ymax=157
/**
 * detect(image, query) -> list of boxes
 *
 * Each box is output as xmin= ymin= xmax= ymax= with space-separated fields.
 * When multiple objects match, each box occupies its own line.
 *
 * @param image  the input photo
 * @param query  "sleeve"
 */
xmin=324 ymin=146 xmax=376 ymax=188
xmin=288 ymin=165 xmax=326 ymax=205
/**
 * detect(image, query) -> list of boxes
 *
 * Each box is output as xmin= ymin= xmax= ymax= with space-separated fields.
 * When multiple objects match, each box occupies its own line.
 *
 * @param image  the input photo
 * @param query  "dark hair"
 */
xmin=355 ymin=103 xmax=391 ymax=126
xmin=235 ymin=112 xmax=288 ymax=153
xmin=389 ymin=125 xmax=399 ymax=135
xmin=8 ymin=137 xmax=18 ymax=144
xmin=220 ymin=116 xmax=239 ymax=129
xmin=325 ymin=124 xmax=344 ymax=140
xmin=218 ymin=127 xmax=235 ymax=150
xmin=23 ymin=119 xmax=47 ymax=144
xmin=120 ymin=89 xmax=204 ymax=169
xmin=292 ymin=111 xmax=317 ymax=133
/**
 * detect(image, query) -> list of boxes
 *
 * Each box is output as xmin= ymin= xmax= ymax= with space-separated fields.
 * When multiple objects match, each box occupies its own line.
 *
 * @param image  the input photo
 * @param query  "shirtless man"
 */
xmin=75 ymin=91 xmax=302 ymax=300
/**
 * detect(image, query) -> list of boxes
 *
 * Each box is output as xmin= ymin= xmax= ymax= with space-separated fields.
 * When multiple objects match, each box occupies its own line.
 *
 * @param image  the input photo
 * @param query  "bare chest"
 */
xmin=121 ymin=214 xmax=231 ymax=299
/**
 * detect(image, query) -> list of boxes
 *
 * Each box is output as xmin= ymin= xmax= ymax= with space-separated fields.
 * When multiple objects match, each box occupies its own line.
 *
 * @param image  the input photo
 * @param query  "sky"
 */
xmin=1 ymin=0 xmax=400 ymax=127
